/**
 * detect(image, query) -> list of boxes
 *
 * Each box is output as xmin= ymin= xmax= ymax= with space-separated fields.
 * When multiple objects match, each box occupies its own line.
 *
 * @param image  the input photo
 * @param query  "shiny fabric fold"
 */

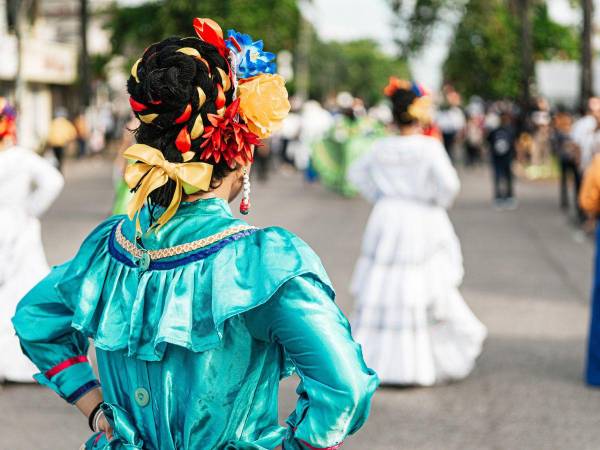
xmin=17 ymin=198 xmax=377 ymax=450
xmin=55 ymin=200 xmax=333 ymax=362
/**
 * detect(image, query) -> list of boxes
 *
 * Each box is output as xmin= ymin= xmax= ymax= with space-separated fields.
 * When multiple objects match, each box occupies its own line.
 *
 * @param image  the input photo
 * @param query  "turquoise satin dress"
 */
xmin=12 ymin=198 xmax=378 ymax=449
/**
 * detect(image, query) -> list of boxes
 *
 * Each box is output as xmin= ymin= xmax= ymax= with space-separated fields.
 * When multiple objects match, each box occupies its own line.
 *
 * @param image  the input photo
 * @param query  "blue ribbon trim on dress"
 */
xmin=66 ymin=379 xmax=100 ymax=403
xmin=108 ymin=224 xmax=258 ymax=270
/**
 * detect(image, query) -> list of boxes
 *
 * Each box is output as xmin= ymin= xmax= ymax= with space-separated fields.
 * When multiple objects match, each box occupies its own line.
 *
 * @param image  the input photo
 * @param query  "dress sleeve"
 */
xmin=347 ymin=151 xmax=379 ymax=203
xmin=245 ymin=275 xmax=378 ymax=449
xmin=24 ymin=151 xmax=64 ymax=217
xmin=12 ymin=262 xmax=99 ymax=403
xmin=429 ymin=140 xmax=460 ymax=208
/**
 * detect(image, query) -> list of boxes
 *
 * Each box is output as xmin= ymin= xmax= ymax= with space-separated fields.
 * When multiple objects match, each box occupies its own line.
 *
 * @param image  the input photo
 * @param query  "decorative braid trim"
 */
xmin=115 ymin=221 xmax=257 ymax=261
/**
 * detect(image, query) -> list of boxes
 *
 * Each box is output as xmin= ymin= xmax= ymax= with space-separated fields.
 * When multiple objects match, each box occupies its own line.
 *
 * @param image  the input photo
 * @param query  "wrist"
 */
xmin=87 ymin=402 xmax=104 ymax=432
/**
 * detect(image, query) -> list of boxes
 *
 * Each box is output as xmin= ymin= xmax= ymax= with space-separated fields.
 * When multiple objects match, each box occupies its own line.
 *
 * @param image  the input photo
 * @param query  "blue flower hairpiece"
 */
xmin=226 ymin=30 xmax=276 ymax=79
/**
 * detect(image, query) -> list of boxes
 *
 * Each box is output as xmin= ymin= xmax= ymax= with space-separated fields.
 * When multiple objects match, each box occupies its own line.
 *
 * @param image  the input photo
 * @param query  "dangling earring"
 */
xmin=240 ymin=167 xmax=250 ymax=215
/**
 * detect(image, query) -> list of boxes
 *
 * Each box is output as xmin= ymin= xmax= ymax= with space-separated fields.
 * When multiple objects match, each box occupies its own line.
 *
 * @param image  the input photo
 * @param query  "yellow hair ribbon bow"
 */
xmin=123 ymin=144 xmax=213 ymax=233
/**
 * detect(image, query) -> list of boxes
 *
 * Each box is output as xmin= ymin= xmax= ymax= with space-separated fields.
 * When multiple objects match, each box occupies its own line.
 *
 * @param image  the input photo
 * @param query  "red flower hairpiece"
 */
xmin=200 ymin=99 xmax=261 ymax=167
xmin=193 ymin=18 xmax=228 ymax=58
xmin=383 ymin=77 xmax=412 ymax=97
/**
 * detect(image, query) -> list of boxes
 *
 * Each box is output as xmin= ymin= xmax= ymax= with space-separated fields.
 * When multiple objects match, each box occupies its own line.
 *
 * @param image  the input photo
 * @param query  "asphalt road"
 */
xmin=0 ymin=158 xmax=598 ymax=450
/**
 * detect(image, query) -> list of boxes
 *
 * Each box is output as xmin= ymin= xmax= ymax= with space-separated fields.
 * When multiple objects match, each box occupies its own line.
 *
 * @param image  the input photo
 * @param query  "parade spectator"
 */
xmin=47 ymin=109 xmax=77 ymax=172
xmin=348 ymin=78 xmax=486 ymax=386
xmin=0 ymin=98 xmax=64 ymax=383
xmin=487 ymin=111 xmax=517 ymax=209
xmin=572 ymin=97 xmax=600 ymax=172
xmin=552 ymin=109 xmax=583 ymax=220
xmin=578 ymin=153 xmax=600 ymax=386
xmin=74 ymin=112 xmax=89 ymax=159
xmin=436 ymin=85 xmax=466 ymax=162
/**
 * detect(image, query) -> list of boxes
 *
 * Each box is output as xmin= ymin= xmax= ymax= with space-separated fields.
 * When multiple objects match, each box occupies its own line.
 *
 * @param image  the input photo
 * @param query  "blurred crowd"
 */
xmin=254 ymin=85 xmax=600 ymax=235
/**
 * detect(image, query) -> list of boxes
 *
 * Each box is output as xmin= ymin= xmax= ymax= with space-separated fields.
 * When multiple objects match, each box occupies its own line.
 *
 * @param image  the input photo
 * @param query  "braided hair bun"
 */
xmin=127 ymin=36 xmax=235 ymax=206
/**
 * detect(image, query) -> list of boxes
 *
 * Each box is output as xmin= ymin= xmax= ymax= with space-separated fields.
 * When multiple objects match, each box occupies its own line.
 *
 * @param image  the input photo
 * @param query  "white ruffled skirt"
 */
xmin=351 ymin=198 xmax=486 ymax=386
xmin=0 ymin=208 xmax=46 ymax=382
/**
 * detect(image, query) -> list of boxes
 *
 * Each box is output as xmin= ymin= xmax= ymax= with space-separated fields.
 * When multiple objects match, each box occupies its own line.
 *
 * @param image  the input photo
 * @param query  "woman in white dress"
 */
xmin=348 ymin=79 xmax=486 ymax=386
xmin=0 ymin=98 xmax=64 ymax=382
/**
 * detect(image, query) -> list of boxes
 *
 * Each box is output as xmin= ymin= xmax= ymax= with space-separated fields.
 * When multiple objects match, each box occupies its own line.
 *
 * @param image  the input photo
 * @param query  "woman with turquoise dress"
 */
xmin=12 ymin=18 xmax=377 ymax=450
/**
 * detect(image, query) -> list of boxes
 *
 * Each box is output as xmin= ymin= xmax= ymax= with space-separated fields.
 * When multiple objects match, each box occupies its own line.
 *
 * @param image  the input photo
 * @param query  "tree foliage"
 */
xmin=104 ymin=1 xmax=407 ymax=106
xmin=443 ymin=0 xmax=579 ymax=100
xmin=106 ymin=0 xmax=300 ymax=57
xmin=309 ymin=39 xmax=409 ymax=105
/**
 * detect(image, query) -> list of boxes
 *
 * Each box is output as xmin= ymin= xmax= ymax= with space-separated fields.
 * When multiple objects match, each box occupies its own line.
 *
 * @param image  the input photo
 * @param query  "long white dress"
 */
xmin=0 ymin=145 xmax=64 ymax=382
xmin=348 ymin=134 xmax=486 ymax=386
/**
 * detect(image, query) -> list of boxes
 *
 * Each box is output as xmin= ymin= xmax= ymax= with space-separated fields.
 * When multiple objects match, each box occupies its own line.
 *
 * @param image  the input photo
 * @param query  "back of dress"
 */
xmin=348 ymin=134 xmax=459 ymax=207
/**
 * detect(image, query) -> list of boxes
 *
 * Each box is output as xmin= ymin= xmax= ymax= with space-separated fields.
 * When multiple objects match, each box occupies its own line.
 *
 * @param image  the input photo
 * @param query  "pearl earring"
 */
xmin=240 ymin=167 xmax=250 ymax=215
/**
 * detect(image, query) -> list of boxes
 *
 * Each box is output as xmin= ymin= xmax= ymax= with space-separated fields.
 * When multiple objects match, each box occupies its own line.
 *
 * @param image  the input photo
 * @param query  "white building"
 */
xmin=0 ymin=0 xmax=115 ymax=151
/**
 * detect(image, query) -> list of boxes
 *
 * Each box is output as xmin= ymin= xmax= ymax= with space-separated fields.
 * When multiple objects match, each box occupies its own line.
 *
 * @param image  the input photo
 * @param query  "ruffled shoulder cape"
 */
xmin=56 ymin=214 xmax=334 ymax=362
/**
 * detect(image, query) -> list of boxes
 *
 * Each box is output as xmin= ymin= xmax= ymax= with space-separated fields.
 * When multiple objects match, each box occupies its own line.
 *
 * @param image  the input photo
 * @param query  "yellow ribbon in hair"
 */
xmin=123 ymin=144 xmax=213 ymax=232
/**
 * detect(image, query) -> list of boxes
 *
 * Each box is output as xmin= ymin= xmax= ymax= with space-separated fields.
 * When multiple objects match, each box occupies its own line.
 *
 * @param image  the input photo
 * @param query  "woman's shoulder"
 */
xmin=227 ymin=225 xmax=331 ymax=285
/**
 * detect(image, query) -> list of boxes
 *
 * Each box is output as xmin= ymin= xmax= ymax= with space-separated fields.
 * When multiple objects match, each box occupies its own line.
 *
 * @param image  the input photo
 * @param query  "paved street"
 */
xmin=1 ymin=158 xmax=599 ymax=449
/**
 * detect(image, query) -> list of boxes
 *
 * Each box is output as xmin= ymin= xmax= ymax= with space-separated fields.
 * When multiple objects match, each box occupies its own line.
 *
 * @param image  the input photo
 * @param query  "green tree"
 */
xmin=106 ymin=0 xmax=300 ymax=57
xmin=443 ymin=0 xmax=579 ymax=100
xmin=309 ymin=39 xmax=409 ymax=105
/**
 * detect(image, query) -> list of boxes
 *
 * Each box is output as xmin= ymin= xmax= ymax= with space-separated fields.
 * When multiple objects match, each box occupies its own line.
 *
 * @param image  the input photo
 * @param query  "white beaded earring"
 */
xmin=240 ymin=167 xmax=250 ymax=215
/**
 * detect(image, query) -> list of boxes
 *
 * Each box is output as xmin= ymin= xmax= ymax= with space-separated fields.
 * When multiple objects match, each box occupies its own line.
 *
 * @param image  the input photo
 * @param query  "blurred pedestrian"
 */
xmin=74 ymin=112 xmax=89 ymax=159
xmin=47 ymin=109 xmax=77 ymax=172
xmin=577 ymin=153 xmax=600 ymax=386
xmin=0 ymin=98 xmax=64 ymax=382
xmin=436 ymin=85 xmax=465 ymax=162
xmin=348 ymin=78 xmax=486 ymax=386
xmin=487 ymin=111 xmax=517 ymax=209
xmin=572 ymin=97 xmax=600 ymax=172
xmin=552 ymin=109 xmax=583 ymax=220
xmin=12 ymin=19 xmax=377 ymax=449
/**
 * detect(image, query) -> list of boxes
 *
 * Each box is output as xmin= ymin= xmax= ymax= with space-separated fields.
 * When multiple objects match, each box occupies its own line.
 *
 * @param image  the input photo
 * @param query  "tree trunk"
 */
xmin=580 ymin=0 xmax=594 ymax=111
xmin=518 ymin=0 xmax=533 ymax=117
xmin=80 ymin=0 xmax=90 ymax=108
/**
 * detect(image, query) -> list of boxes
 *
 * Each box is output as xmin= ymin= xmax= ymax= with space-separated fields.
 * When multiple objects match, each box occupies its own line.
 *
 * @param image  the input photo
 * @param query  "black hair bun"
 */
xmin=390 ymin=88 xmax=418 ymax=126
xmin=126 ymin=35 xmax=235 ymax=207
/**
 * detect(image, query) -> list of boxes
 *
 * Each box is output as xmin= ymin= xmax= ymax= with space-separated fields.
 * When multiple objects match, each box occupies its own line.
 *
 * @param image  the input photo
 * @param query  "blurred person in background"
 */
xmin=47 ymin=109 xmax=77 ymax=172
xmin=572 ymin=97 xmax=600 ymax=173
xmin=552 ymin=108 xmax=583 ymax=221
xmin=436 ymin=84 xmax=465 ymax=162
xmin=348 ymin=78 xmax=486 ymax=386
xmin=577 ymin=152 xmax=600 ymax=386
xmin=74 ymin=111 xmax=90 ymax=159
xmin=528 ymin=107 xmax=553 ymax=179
xmin=463 ymin=97 xmax=486 ymax=167
xmin=12 ymin=19 xmax=377 ymax=449
xmin=0 ymin=98 xmax=64 ymax=383
xmin=487 ymin=110 xmax=517 ymax=209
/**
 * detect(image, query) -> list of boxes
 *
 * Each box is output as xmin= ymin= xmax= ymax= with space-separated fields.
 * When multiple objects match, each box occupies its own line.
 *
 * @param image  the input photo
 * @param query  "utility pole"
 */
xmin=14 ymin=0 xmax=32 ymax=139
xmin=580 ymin=0 xmax=594 ymax=111
xmin=80 ymin=0 xmax=90 ymax=108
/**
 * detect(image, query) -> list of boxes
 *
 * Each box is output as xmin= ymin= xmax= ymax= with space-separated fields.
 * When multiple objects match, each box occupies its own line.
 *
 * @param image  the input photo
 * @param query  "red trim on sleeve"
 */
xmin=45 ymin=355 xmax=89 ymax=378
